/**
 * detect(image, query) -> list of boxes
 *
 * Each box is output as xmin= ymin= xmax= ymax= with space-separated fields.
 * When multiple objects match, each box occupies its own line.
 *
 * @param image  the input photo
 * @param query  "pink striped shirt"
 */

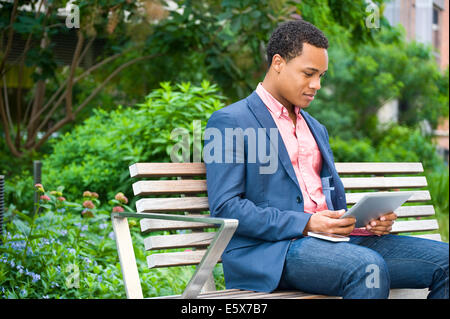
xmin=256 ymin=83 xmax=370 ymax=236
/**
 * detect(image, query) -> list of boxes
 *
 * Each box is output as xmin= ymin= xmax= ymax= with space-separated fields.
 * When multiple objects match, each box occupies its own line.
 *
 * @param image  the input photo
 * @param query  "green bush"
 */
xmin=330 ymin=125 xmax=446 ymax=171
xmin=329 ymin=136 xmax=377 ymax=162
xmin=0 ymin=184 xmax=224 ymax=298
xmin=427 ymin=168 xmax=449 ymax=242
xmin=40 ymin=81 xmax=225 ymax=204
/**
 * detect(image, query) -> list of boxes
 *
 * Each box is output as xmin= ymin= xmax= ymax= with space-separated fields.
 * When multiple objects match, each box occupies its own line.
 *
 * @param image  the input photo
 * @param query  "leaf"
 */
xmin=13 ymin=219 xmax=31 ymax=236
xmin=13 ymin=210 xmax=33 ymax=223
xmin=63 ymin=201 xmax=82 ymax=208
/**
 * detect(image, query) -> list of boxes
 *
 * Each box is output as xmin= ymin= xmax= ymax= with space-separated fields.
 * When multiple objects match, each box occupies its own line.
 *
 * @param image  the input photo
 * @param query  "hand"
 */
xmin=365 ymin=212 xmax=397 ymax=236
xmin=303 ymin=209 xmax=356 ymax=236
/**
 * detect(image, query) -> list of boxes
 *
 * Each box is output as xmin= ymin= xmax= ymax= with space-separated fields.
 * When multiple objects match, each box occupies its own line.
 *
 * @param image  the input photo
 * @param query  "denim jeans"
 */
xmin=278 ymin=234 xmax=449 ymax=299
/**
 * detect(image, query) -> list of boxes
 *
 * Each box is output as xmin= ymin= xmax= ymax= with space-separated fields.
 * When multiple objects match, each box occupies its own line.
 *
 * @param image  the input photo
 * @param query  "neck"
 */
xmin=261 ymin=77 xmax=295 ymax=115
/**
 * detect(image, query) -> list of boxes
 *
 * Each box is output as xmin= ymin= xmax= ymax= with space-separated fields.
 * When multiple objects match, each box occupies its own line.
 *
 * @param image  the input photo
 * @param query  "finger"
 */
xmin=332 ymin=222 xmax=356 ymax=235
xmin=367 ymin=225 xmax=392 ymax=234
xmin=380 ymin=212 xmax=397 ymax=221
xmin=333 ymin=217 xmax=356 ymax=227
xmin=321 ymin=209 xmax=346 ymax=219
xmin=366 ymin=220 xmax=394 ymax=229
xmin=332 ymin=225 xmax=355 ymax=236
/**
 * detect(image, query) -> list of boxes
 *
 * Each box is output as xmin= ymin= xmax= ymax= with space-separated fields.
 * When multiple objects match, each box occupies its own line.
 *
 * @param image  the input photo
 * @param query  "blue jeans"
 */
xmin=278 ymin=234 xmax=449 ymax=299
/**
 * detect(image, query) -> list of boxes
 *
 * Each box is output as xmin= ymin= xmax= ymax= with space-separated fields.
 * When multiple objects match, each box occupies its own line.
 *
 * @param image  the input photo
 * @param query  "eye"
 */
xmin=304 ymin=72 xmax=313 ymax=77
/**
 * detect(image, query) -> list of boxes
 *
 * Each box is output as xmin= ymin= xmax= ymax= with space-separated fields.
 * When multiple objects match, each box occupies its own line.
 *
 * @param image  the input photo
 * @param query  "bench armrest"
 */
xmin=111 ymin=212 xmax=238 ymax=299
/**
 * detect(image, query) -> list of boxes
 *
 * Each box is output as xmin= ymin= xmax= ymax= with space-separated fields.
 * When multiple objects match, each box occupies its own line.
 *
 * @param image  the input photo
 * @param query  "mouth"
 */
xmin=303 ymin=93 xmax=315 ymax=101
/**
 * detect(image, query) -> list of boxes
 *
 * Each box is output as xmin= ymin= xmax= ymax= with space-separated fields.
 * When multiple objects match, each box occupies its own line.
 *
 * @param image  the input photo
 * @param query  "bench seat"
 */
xmin=112 ymin=162 xmax=442 ymax=299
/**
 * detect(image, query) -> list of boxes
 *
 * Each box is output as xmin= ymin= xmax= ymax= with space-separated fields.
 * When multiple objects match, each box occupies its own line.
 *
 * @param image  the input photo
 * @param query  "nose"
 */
xmin=309 ymin=77 xmax=321 ymax=91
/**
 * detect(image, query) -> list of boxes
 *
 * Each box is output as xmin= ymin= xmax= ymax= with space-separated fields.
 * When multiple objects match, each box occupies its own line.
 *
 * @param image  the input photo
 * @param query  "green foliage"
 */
xmin=427 ymin=168 xmax=449 ymax=242
xmin=308 ymin=24 xmax=448 ymax=139
xmin=330 ymin=125 xmax=446 ymax=172
xmin=40 ymin=81 xmax=225 ymax=203
xmin=373 ymin=126 xmax=446 ymax=170
xmin=329 ymin=137 xmax=377 ymax=162
xmin=0 ymin=184 xmax=219 ymax=298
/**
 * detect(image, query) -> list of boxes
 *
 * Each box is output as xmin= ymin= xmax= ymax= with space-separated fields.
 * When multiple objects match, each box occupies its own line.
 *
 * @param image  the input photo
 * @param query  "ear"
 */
xmin=271 ymin=54 xmax=285 ymax=73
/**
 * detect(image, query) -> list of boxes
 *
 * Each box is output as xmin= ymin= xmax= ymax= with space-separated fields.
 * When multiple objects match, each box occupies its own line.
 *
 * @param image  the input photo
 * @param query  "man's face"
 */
xmin=273 ymin=43 xmax=328 ymax=109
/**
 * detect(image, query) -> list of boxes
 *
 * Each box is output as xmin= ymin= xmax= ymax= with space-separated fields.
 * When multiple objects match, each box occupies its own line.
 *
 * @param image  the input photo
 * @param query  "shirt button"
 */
xmin=296 ymin=196 xmax=302 ymax=203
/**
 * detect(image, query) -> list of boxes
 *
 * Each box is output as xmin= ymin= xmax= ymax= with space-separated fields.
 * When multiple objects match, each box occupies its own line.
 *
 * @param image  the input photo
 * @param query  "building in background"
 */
xmin=381 ymin=0 xmax=449 ymax=163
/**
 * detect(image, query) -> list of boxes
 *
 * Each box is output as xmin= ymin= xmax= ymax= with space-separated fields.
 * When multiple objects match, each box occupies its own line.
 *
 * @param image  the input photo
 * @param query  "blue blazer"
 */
xmin=204 ymin=91 xmax=347 ymax=292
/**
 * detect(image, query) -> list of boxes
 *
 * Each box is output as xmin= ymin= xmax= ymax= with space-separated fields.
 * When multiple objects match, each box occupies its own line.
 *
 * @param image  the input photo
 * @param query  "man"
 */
xmin=204 ymin=19 xmax=448 ymax=299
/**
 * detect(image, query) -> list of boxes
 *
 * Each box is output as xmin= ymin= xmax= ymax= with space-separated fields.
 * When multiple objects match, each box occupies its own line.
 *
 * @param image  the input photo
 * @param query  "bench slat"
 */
xmin=130 ymin=163 xmax=206 ymax=178
xmin=136 ymin=191 xmax=430 ymax=212
xmin=146 ymin=222 xmax=440 ymax=268
xmin=394 ymin=205 xmax=435 ymax=218
xmin=147 ymin=250 xmax=209 ymax=268
xmin=140 ymin=214 xmax=212 ymax=233
xmin=153 ymin=289 xmax=336 ymax=299
xmin=391 ymin=219 xmax=439 ymax=233
xmin=133 ymin=176 xmax=427 ymax=196
xmin=136 ymin=197 xmax=209 ymax=213
xmin=133 ymin=180 xmax=207 ymax=196
xmin=334 ymin=162 xmax=423 ymax=175
xmin=144 ymin=232 xmax=216 ymax=250
xmin=341 ymin=176 xmax=427 ymax=189
xmin=410 ymin=233 xmax=441 ymax=241
xmin=201 ymin=290 xmax=332 ymax=299
xmin=345 ymin=190 xmax=431 ymax=204
xmin=130 ymin=162 xmax=424 ymax=178
xmin=139 ymin=206 xmax=435 ymax=233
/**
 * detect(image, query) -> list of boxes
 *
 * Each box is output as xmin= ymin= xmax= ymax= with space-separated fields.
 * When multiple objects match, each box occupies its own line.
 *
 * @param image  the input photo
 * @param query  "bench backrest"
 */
xmin=129 ymin=162 xmax=441 ymax=270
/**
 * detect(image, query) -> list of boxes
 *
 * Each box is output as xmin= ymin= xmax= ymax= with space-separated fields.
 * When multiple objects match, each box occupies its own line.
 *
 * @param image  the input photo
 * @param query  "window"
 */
xmin=432 ymin=6 xmax=440 ymax=50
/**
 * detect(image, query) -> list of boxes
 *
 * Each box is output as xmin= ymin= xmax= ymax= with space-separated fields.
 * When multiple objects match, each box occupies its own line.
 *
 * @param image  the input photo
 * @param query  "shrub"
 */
xmin=0 ymin=183 xmax=224 ymax=298
xmin=330 ymin=125 xmax=446 ymax=172
xmin=40 ymin=81 xmax=225 ymax=204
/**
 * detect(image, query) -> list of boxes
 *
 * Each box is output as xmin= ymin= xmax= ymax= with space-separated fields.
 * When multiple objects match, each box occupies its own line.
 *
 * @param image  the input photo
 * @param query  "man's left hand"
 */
xmin=365 ymin=212 xmax=397 ymax=236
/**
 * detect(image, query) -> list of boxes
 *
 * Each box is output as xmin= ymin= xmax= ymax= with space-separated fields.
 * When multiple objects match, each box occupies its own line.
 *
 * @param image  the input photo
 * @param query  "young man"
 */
xmin=204 ymin=20 xmax=448 ymax=298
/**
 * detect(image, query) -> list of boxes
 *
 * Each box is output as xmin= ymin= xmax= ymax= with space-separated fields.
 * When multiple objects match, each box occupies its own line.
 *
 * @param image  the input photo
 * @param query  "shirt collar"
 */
xmin=256 ymin=83 xmax=302 ymax=119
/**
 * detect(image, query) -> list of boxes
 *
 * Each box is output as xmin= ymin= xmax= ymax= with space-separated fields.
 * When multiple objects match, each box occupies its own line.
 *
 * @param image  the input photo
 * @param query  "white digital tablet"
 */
xmin=340 ymin=192 xmax=414 ymax=228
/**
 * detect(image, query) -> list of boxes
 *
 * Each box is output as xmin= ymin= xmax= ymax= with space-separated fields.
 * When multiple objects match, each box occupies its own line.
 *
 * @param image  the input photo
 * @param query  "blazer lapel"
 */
xmin=246 ymin=91 xmax=301 ymax=191
xmin=299 ymin=109 xmax=336 ymax=176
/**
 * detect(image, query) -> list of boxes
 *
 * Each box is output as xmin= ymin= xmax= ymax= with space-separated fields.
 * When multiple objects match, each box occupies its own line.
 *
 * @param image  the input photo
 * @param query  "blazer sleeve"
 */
xmin=204 ymin=110 xmax=312 ymax=242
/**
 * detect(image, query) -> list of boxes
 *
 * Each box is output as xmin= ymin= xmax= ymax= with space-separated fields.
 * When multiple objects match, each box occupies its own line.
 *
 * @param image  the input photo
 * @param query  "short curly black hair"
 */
xmin=266 ymin=19 xmax=328 ymax=67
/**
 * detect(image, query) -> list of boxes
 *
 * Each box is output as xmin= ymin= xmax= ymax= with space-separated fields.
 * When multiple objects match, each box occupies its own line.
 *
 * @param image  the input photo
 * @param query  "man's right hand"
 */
xmin=303 ymin=209 xmax=356 ymax=236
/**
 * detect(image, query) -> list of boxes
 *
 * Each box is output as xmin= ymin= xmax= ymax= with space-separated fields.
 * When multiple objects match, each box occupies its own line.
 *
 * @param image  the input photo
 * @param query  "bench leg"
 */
xmin=201 ymin=273 xmax=217 ymax=293
xmin=181 ymin=218 xmax=238 ymax=299
xmin=112 ymin=215 xmax=144 ymax=299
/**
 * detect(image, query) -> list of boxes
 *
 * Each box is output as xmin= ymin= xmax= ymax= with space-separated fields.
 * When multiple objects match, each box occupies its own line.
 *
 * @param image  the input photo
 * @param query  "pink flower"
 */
xmin=35 ymin=184 xmax=45 ymax=193
xmin=57 ymin=197 xmax=66 ymax=202
xmin=81 ymin=209 xmax=94 ymax=218
xmin=40 ymin=195 xmax=51 ymax=201
xmin=83 ymin=191 xmax=92 ymax=197
xmin=91 ymin=192 xmax=99 ymax=198
xmin=112 ymin=206 xmax=124 ymax=213
xmin=83 ymin=200 xmax=95 ymax=209
xmin=114 ymin=192 xmax=128 ymax=204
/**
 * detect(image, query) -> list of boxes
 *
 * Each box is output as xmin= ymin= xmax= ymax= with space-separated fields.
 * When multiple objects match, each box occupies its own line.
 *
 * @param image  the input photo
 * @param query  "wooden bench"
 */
xmin=111 ymin=162 xmax=442 ymax=299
